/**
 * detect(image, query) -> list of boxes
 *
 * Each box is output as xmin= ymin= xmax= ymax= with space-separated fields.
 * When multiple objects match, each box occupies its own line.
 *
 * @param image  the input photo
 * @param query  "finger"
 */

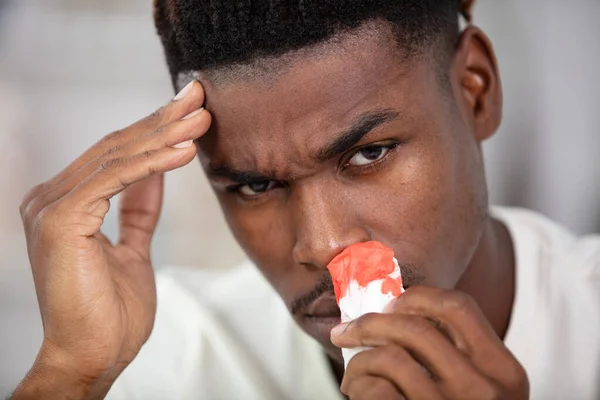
xmin=61 ymin=145 xmax=197 ymax=225
xmin=332 ymin=313 xmax=487 ymax=385
xmin=117 ymin=172 xmax=164 ymax=256
xmin=387 ymin=286 xmax=501 ymax=354
xmin=22 ymin=81 xmax=205 ymax=213
xmin=126 ymin=80 xmax=206 ymax=138
xmin=27 ymin=106 xmax=210 ymax=221
xmin=342 ymin=346 xmax=443 ymax=400
xmin=127 ymin=107 xmax=211 ymax=154
xmin=387 ymin=286 xmax=527 ymax=390
xmin=343 ymin=375 xmax=405 ymax=400
xmin=61 ymin=80 xmax=205 ymax=181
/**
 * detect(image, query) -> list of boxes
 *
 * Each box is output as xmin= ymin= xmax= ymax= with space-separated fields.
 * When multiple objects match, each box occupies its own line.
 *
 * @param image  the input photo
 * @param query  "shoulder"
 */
xmin=107 ymin=263 xmax=289 ymax=399
xmin=491 ymin=206 xmax=600 ymax=277
xmin=492 ymin=206 xmax=599 ymax=326
xmin=107 ymin=263 xmax=337 ymax=400
xmin=494 ymin=207 xmax=600 ymax=399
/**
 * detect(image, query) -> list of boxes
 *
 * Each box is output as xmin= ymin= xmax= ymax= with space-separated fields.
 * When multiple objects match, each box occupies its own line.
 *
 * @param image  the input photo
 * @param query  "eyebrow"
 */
xmin=207 ymin=108 xmax=400 ymax=184
xmin=207 ymin=166 xmax=274 ymax=184
xmin=315 ymin=109 xmax=400 ymax=162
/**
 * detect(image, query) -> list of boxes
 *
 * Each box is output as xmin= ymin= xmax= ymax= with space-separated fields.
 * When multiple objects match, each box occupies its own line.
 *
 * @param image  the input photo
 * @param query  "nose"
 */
xmin=291 ymin=180 xmax=369 ymax=269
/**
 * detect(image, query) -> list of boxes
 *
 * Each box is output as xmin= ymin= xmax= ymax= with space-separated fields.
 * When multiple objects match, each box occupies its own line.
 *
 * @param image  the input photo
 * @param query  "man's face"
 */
xmin=189 ymin=26 xmax=490 ymax=361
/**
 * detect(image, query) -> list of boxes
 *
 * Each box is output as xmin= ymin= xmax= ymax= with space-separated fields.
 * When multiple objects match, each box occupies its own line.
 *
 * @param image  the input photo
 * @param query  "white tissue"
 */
xmin=339 ymin=257 xmax=404 ymax=368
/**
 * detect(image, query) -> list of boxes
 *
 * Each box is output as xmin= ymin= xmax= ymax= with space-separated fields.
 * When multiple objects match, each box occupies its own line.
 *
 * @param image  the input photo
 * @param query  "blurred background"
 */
xmin=0 ymin=0 xmax=598 ymax=395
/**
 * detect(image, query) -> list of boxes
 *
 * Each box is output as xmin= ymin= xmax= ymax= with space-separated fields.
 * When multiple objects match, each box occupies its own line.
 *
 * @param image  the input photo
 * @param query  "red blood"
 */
xmin=327 ymin=241 xmax=400 ymax=303
xmin=381 ymin=276 xmax=402 ymax=297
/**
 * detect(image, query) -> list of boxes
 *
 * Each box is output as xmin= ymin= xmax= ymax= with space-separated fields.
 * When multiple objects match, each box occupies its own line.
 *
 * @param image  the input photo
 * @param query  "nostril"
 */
xmin=299 ymin=261 xmax=323 ymax=272
xmin=293 ymin=236 xmax=372 ymax=273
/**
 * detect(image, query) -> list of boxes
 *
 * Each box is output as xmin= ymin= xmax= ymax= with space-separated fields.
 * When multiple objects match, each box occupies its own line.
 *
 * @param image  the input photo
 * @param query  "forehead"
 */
xmin=187 ymin=23 xmax=438 ymax=175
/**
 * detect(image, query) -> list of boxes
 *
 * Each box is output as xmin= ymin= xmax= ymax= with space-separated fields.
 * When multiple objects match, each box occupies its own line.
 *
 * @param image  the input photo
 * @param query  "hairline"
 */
xmin=173 ymin=18 xmax=456 ymax=92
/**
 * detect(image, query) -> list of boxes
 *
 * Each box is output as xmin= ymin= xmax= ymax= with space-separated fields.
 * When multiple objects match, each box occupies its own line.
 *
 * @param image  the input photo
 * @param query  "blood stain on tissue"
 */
xmin=327 ymin=241 xmax=400 ymax=302
xmin=381 ymin=276 xmax=402 ymax=297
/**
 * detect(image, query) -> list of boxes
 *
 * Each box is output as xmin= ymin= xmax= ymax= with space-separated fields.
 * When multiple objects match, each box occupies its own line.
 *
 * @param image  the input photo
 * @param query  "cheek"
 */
xmin=219 ymin=197 xmax=296 ymax=285
xmin=363 ymin=124 xmax=484 ymax=287
xmin=358 ymin=141 xmax=451 ymax=264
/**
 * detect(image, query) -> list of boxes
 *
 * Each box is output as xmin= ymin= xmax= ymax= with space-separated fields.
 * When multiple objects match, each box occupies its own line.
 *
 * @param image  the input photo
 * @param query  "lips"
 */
xmin=301 ymin=294 xmax=342 ymax=348
xmin=305 ymin=293 xmax=340 ymax=318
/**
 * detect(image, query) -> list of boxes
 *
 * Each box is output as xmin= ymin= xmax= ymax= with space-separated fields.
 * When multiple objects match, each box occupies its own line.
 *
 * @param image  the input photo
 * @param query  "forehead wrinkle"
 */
xmin=210 ymin=106 xmax=401 ymax=182
xmin=264 ymin=136 xmax=318 ymax=181
xmin=210 ymin=130 xmax=310 ymax=182
xmin=194 ymin=21 xmax=416 ymax=182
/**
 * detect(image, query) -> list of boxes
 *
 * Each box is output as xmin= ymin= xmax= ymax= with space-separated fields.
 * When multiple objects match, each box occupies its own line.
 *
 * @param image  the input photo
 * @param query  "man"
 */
xmin=11 ymin=0 xmax=600 ymax=399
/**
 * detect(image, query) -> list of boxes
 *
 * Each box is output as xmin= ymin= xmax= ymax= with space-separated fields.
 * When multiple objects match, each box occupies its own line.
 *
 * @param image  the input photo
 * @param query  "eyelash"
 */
xmin=227 ymin=141 xmax=400 ymax=200
xmin=226 ymin=180 xmax=286 ymax=196
xmin=341 ymin=141 xmax=400 ymax=174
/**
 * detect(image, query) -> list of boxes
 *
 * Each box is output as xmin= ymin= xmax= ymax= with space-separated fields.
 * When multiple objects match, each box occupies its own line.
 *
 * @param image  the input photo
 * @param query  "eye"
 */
xmin=347 ymin=145 xmax=391 ymax=167
xmin=237 ymin=180 xmax=278 ymax=196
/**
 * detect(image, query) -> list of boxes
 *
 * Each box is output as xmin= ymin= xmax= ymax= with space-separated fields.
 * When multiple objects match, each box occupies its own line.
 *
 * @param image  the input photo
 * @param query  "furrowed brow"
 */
xmin=207 ymin=165 xmax=274 ymax=184
xmin=315 ymin=109 xmax=400 ymax=162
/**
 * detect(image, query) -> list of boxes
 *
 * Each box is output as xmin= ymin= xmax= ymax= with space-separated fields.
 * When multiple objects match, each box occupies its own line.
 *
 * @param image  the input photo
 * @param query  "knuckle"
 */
xmin=395 ymin=285 xmax=426 ymax=307
xmin=98 ymin=130 xmax=120 ymax=145
xmin=146 ymin=106 xmax=165 ymax=125
xmin=35 ymin=203 xmax=62 ymax=236
xmin=353 ymin=312 xmax=377 ymax=335
xmin=152 ymin=124 xmax=168 ymax=137
xmin=142 ymin=151 xmax=158 ymax=176
xmin=142 ymin=149 xmax=155 ymax=159
xmin=20 ymin=183 xmax=46 ymax=214
xmin=21 ymin=195 xmax=45 ymax=224
xmin=402 ymin=315 xmax=436 ymax=337
xmin=96 ymin=129 xmax=127 ymax=151
xmin=99 ymin=157 xmax=124 ymax=174
xmin=442 ymin=290 xmax=476 ymax=314
xmin=102 ymin=144 xmax=122 ymax=158
xmin=20 ymin=186 xmax=54 ymax=225
xmin=135 ymin=149 xmax=157 ymax=173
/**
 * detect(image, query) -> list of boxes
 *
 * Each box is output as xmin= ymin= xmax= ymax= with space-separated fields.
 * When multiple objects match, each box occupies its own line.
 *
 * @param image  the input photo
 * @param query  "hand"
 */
xmin=14 ymin=81 xmax=210 ymax=399
xmin=331 ymin=286 xmax=529 ymax=400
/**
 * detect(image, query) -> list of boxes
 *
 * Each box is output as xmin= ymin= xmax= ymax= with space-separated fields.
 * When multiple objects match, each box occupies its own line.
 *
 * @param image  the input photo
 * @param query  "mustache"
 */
xmin=289 ymin=272 xmax=335 ymax=316
xmin=289 ymin=262 xmax=425 ymax=316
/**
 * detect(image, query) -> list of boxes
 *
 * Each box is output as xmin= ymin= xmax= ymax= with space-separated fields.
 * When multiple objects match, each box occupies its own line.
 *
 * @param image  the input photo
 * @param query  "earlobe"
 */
xmin=453 ymin=26 xmax=503 ymax=141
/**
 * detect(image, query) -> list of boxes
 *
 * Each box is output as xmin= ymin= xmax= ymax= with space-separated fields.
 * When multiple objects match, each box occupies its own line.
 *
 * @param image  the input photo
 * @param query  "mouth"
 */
xmin=305 ymin=292 xmax=340 ymax=318
xmin=300 ymin=293 xmax=341 ymax=343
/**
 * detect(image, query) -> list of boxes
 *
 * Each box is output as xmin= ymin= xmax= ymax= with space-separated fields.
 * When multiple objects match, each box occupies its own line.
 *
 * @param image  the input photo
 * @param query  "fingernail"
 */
xmin=172 ymin=140 xmax=194 ymax=149
xmin=182 ymin=107 xmax=204 ymax=120
xmin=330 ymin=323 xmax=349 ymax=338
xmin=173 ymin=81 xmax=195 ymax=101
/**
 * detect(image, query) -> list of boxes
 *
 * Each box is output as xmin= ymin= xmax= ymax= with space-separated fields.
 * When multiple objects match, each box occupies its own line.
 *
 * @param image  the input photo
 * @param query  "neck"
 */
xmin=456 ymin=215 xmax=515 ymax=339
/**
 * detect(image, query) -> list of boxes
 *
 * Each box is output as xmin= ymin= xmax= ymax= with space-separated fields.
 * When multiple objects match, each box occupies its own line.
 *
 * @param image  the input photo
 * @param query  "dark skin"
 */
xmin=13 ymin=22 xmax=527 ymax=400
xmin=194 ymin=24 xmax=525 ymax=398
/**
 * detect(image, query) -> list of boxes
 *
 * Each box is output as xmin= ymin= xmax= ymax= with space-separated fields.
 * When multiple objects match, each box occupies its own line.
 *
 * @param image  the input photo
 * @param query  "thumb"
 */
xmin=118 ymin=172 xmax=164 ymax=256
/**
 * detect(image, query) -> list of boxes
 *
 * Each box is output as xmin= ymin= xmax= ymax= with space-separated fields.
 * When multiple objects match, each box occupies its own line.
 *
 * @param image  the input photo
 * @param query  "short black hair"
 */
xmin=154 ymin=0 xmax=475 ymax=88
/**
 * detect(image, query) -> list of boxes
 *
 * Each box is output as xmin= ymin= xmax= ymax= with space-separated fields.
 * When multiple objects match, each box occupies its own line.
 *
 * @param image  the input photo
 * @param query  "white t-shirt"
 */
xmin=107 ymin=207 xmax=600 ymax=400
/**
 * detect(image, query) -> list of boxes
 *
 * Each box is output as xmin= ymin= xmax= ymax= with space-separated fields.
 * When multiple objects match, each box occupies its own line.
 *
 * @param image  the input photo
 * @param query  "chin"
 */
xmin=294 ymin=315 xmax=344 ymax=363
xmin=323 ymin=344 xmax=344 ymax=365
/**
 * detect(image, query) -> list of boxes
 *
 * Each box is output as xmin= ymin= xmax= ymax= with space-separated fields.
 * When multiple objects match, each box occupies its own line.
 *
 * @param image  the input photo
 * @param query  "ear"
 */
xmin=451 ymin=26 xmax=503 ymax=142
